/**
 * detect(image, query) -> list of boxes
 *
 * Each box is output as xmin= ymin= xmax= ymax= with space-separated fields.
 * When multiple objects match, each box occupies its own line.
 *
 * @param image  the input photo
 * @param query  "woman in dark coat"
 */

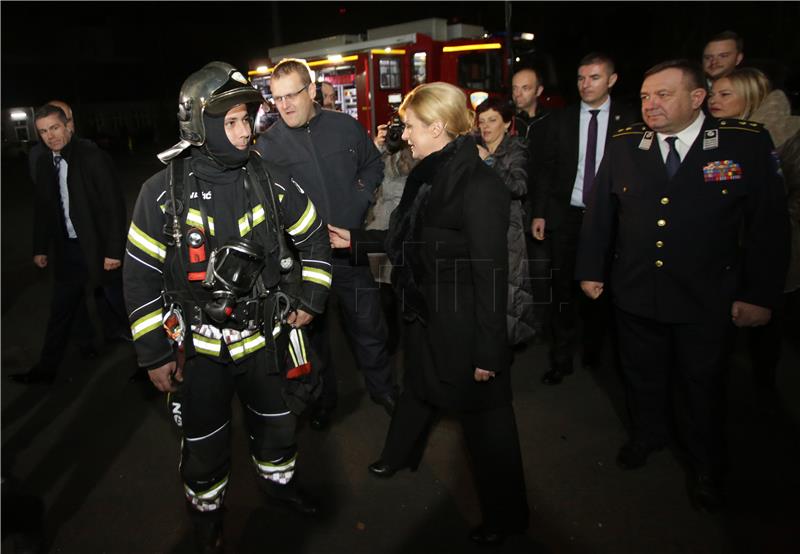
xmin=328 ymin=82 xmax=529 ymax=545
xmin=476 ymin=97 xmax=537 ymax=346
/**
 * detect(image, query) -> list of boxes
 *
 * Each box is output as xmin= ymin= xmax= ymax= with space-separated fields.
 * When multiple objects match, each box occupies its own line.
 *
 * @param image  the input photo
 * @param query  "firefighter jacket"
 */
xmin=123 ymin=154 xmax=331 ymax=371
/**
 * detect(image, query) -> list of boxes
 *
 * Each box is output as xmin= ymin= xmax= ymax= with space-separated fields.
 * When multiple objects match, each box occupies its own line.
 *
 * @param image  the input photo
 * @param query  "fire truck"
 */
xmin=248 ymin=18 xmax=562 ymax=134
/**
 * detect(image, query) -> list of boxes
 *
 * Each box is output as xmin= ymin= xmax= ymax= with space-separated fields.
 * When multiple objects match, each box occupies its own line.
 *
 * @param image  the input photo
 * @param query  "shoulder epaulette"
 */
xmin=612 ymin=123 xmax=648 ymax=138
xmin=717 ymin=119 xmax=765 ymax=133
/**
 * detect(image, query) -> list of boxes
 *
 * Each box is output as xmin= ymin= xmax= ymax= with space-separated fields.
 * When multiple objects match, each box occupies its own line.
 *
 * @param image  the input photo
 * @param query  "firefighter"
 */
xmin=123 ymin=61 xmax=332 ymax=553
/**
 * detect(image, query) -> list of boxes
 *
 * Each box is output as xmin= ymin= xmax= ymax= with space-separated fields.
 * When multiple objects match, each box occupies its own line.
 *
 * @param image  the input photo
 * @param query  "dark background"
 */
xmin=3 ymin=1 xmax=800 ymax=107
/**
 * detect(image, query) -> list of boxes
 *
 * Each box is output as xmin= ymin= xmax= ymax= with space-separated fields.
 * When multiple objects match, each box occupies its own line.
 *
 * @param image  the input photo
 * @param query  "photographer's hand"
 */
xmin=374 ymin=124 xmax=388 ymax=149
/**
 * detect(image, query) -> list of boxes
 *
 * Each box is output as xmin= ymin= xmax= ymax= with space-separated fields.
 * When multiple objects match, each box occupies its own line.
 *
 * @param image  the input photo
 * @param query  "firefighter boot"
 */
xmin=262 ymin=478 xmax=319 ymax=517
xmin=188 ymin=506 xmax=224 ymax=554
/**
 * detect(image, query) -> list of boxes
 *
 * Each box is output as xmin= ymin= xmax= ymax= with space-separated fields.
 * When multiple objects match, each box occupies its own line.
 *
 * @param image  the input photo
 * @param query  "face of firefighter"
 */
xmin=271 ymin=71 xmax=316 ymax=128
xmin=478 ymin=108 xmax=511 ymax=151
xmin=401 ymin=107 xmax=449 ymax=160
xmin=640 ymin=67 xmax=706 ymax=135
xmin=321 ymin=82 xmax=337 ymax=110
xmin=36 ymin=113 xmax=72 ymax=154
xmin=577 ymin=62 xmax=617 ymax=108
xmin=224 ymin=104 xmax=253 ymax=150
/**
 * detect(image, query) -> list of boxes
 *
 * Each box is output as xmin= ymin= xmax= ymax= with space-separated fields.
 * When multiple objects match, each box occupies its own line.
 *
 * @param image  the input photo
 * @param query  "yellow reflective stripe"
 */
xmin=192 ymin=333 xmax=221 ymax=356
xmin=186 ymin=209 xmax=215 ymax=236
xmin=272 ymin=323 xmax=282 ymax=338
xmin=185 ymin=475 xmax=229 ymax=500
xmin=238 ymin=214 xmax=251 ymax=236
xmin=252 ymin=204 xmax=265 ymax=227
xmin=228 ymin=331 xmax=266 ymax=360
xmin=302 ymin=267 xmax=332 ymax=287
xmin=287 ymin=199 xmax=316 ymax=236
xmin=128 ymin=222 xmax=166 ymax=263
xmin=132 ymin=308 xmax=162 ymax=340
xmin=278 ymin=194 xmax=285 ymax=202
xmin=251 ymin=454 xmax=296 ymax=472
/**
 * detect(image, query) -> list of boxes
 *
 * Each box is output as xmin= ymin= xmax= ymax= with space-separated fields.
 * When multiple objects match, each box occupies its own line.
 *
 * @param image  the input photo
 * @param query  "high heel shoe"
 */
xmin=368 ymin=459 xmax=419 ymax=478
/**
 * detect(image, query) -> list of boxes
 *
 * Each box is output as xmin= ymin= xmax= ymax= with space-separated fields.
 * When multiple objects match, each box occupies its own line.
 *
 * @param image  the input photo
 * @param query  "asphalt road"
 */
xmin=2 ymin=144 xmax=799 ymax=553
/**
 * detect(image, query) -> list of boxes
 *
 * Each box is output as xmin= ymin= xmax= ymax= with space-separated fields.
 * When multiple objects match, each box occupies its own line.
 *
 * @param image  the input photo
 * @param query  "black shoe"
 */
xmin=190 ymin=513 xmax=224 ymax=554
xmin=265 ymin=485 xmax=319 ymax=517
xmin=541 ymin=367 xmax=573 ymax=385
xmin=688 ymin=473 xmax=724 ymax=513
xmin=10 ymin=368 xmax=56 ymax=385
xmin=309 ymin=405 xmax=334 ymax=430
xmin=370 ymin=392 xmax=397 ymax=416
xmin=368 ymin=458 xmax=419 ymax=479
xmin=616 ymin=441 xmax=664 ymax=470
xmin=469 ymin=525 xmax=506 ymax=546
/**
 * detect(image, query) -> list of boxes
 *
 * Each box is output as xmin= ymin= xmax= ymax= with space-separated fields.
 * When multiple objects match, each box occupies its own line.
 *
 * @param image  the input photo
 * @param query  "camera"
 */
xmin=385 ymin=113 xmax=406 ymax=154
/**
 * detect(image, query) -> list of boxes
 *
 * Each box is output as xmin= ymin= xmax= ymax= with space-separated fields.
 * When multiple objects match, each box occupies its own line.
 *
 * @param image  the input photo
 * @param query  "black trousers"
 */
xmin=310 ymin=263 xmax=394 ymax=408
xmin=39 ymin=240 xmax=127 ymax=372
xmin=615 ymin=307 xmax=734 ymax=476
xmin=547 ymin=208 xmax=610 ymax=370
xmin=176 ymin=354 xmax=297 ymax=512
xmin=380 ymin=388 xmax=529 ymax=531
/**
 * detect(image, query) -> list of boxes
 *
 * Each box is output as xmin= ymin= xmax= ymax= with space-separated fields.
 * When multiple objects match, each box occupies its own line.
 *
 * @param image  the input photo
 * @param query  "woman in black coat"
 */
xmin=328 ymin=82 xmax=529 ymax=545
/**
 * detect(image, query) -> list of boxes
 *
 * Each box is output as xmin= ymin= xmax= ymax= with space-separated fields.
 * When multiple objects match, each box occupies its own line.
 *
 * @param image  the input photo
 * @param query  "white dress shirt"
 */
xmin=656 ymin=111 xmax=705 ymax=163
xmin=53 ymin=152 xmax=78 ymax=239
xmin=571 ymin=97 xmax=612 ymax=208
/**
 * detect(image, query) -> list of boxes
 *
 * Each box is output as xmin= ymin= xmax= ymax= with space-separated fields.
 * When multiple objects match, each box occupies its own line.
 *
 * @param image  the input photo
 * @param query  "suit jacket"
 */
xmin=33 ymin=138 xmax=126 ymax=285
xmin=575 ymin=117 xmax=790 ymax=323
xmin=536 ymin=99 xmax=637 ymax=231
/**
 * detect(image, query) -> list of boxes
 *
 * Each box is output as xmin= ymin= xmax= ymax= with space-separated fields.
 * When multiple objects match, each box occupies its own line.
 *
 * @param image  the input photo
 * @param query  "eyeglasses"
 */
xmin=272 ymin=84 xmax=310 ymax=104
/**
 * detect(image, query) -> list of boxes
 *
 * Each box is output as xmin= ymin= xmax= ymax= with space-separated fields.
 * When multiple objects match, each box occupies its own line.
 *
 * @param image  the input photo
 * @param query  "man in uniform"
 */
xmin=256 ymin=58 xmax=395 ymax=430
xmin=123 ymin=62 xmax=332 ymax=552
xmin=576 ymin=59 xmax=788 ymax=512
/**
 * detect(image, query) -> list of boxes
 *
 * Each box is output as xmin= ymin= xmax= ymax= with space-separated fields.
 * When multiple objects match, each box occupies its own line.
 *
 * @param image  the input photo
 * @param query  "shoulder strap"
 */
xmin=246 ymin=154 xmax=294 ymax=273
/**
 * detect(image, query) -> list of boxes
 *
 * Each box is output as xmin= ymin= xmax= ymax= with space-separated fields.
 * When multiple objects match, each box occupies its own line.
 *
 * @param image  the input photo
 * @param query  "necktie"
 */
xmin=582 ymin=109 xmax=600 ymax=205
xmin=665 ymin=136 xmax=681 ymax=179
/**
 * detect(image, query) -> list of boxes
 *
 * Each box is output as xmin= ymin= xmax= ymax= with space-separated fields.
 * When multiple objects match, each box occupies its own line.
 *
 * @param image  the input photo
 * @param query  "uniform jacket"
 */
xmin=575 ymin=116 xmax=790 ymax=323
xmin=32 ymin=137 xmax=126 ymax=285
xmin=255 ymin=104 xmax=384 ymax=232
xmin=536 ymin=100 xmax=637 ymax=230
xmin=123 ymin=154 xmax=331 ymax=370
xmin=348 ymin=135 xmax=512 ymax=410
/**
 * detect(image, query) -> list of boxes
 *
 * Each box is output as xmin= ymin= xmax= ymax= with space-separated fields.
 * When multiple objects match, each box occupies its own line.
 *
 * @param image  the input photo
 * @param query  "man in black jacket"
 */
xmin=11 ymin=104 xmax=128 ymax=385
xmin=256 ymin=58 xmax=396 ymax=430
xmin=533 ymin=53 xmax=637 ymax=385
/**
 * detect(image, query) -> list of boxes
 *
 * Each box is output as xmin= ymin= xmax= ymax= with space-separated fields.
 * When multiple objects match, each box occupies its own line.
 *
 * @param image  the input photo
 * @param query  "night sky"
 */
xmin=2 ymin=1 xmax=799 ymax=108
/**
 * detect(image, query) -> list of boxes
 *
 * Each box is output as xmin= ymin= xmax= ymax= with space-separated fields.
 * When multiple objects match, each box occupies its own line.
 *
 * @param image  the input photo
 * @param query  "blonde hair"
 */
xmin=398 ymin=82 xmax=473 ymax=138
xmin=725 ymin=67 xmax=771 ymax=119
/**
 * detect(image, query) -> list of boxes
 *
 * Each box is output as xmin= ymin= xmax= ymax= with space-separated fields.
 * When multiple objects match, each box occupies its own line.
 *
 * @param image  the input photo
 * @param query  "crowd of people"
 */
xmin=9 ymin=28 xmax=797 ymax=553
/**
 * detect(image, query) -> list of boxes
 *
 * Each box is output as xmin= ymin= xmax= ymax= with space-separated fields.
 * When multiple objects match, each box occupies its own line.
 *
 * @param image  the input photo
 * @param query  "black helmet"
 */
xmin=158 ymin=61 xmax=263 ymax=163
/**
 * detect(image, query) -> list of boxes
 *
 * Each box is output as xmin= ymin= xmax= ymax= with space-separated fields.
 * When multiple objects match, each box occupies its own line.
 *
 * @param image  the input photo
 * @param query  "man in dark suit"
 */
xmin=11 ymin=104 xmax=128 ymax=385
xmin=576 ymin=60 xmax=788 ymax=512
xmin=533 ymin=53 xmax=636 ymax=384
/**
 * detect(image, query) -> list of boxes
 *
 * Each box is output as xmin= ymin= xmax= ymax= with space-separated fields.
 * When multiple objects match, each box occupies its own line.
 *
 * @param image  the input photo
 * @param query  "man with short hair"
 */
xmin=11 ymin=104 xmax=128 ymax=384
xmin=256 ymin=58 xmax=395 ymax=430
xmin=512 ymin=67 xmax=552 ymax=339
xmin=320 ymin=81 xmax=337 ymax=110
xmin=576 ymin=59 xmax=788 ymax=512
xmin=702 ymin=30 xmax=744 ymax=82
xmin=533 ymin=53 xmax=636 ymax=385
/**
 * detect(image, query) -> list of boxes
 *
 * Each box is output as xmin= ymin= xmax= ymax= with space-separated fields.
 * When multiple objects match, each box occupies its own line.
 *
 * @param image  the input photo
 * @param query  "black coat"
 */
xmin=32 ymin=138 xmax=126 ymax=285
xmin=576 ymin=116 xmax=790 ymax=323
xmin=350 ymin=136 xmax=512 ymax=410
xmin=536 ymin=100 xmax=637 ymax=230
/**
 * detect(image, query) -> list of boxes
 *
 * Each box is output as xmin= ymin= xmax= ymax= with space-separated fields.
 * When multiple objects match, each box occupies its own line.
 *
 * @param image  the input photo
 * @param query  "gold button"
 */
xmin=655 ymin=260 xmax=664 ymax=267
xmin=656 ymin=240 xmax=664 ymax=248
xmin=657 ymin=219 xmax=666 ymax=227
xmin=660 ymin=197 xmax=670 ymax=205
xmin=721 ymin=188 xmax=728 ymax=195
xmin=623 ymin=186 xmax=628 ymax=192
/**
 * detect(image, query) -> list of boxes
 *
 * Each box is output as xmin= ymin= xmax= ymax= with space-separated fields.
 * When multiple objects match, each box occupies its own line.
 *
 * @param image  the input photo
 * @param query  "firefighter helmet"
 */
xmin=158 ymin=61 xmax=263 ymax=163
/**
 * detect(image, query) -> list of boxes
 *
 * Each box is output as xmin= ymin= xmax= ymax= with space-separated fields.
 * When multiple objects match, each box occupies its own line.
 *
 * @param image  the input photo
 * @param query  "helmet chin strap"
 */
xmin=157 ymin=139 xmax=193 ymax=165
